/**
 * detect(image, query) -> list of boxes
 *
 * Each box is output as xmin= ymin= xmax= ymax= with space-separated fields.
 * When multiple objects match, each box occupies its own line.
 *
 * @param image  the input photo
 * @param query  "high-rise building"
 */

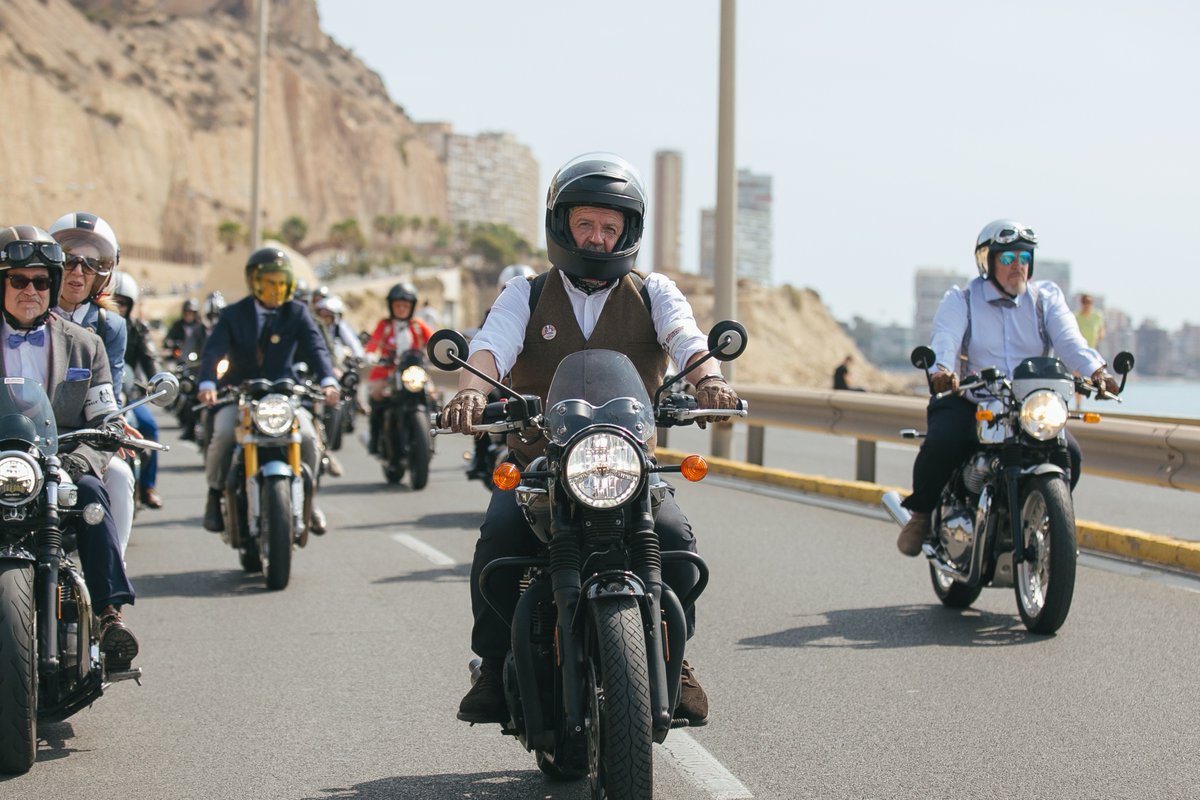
xmin=698 ymin=168 xmax=773 ymax=285
xmin=652 ymin=150 xmax=683 ymax=272
xmin=416 ymin=124 xmax=539 ymax=247
xmin=913 ymin=268 xmax=971 ymax=347
xmin=1135 ymin=320 xmax=1171 ymax=376
xmin=1036 ymin=258 xmax=1071 ymax=298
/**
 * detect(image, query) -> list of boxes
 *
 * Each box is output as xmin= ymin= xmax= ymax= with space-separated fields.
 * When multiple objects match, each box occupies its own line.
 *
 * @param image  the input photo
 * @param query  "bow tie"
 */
xmin=989 ymin=297 xmax=1017 ymax=308
xmin=7 ymin=329 xmax=45 ymax=348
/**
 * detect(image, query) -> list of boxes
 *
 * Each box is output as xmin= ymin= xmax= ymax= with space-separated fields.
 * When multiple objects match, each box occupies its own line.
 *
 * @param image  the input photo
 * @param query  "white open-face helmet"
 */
xmin=48 ymin=211 xmax=120 ymax=297
xmin=974 ymin=219 xmax=1037 ymax=280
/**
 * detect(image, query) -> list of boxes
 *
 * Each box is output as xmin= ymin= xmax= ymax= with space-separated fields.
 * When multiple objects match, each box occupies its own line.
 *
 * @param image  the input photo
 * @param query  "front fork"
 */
xmin=242 ymin=426 xmax=305 ymax=537
xmin=36 ymin=466 xmax=65 ymax=690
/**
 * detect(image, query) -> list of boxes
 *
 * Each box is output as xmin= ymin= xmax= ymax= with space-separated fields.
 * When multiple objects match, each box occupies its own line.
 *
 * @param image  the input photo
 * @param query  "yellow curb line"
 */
xmin=657 ymin=448 xmax=1200 ymax=576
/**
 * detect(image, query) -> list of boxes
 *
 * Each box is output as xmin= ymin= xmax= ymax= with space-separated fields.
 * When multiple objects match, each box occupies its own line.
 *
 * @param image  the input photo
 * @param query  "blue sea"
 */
xmin=1076 ymin=377 xmax=1198 ymax=420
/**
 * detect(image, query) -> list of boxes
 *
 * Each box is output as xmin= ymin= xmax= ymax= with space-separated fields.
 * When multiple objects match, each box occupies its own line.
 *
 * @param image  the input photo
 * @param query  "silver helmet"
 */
xmin=974 ymin=219 xmax=1037 ymax=279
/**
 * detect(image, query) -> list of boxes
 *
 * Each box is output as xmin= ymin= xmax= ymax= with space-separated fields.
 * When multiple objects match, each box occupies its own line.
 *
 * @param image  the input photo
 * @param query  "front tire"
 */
xmin=0 ymin=563 xmax=36 ymax=775
xmin=587 ymin=599 xmax=653 ymax=800
xmin=261 ymin=476 xmax=294 ymax=591
xmin=407 ymin=411 xmax=432 ymax=490
xmin=1015 ymin=474 xmax=1076 ymax=634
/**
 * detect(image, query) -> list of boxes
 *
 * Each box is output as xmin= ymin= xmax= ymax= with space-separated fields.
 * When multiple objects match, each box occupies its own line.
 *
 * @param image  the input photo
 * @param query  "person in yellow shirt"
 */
xmin=1074 ymin=294 xmax=1105 ymax=409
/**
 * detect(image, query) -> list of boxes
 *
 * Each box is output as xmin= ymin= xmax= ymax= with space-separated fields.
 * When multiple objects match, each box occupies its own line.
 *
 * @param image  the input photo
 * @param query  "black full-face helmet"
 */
xmin=0 ymin=225 xmax=66 ymax=324
xmin=975 ymin=219 xmax=1038 ymax=280
xmin=545 ymin=152 xmax=646 ymax=282
xmin=244 ymin=247 xmax=296 ymax=305
xmin=386 ymin=282 xmax=417 ymax=320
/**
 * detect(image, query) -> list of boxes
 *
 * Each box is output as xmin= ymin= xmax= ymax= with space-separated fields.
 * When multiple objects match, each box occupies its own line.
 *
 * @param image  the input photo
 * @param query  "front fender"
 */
xmin=0 ymin=543 xmax=35 ymax=562
xmin=258 ymin=460 xmax=294 ymax=479
xmin=1020 ymin=463 xmax=1067 ymax=478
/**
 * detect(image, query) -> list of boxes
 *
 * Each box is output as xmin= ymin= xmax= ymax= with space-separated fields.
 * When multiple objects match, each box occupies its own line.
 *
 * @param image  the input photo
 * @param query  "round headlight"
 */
xmin=0 ymin=453 xmax=42 ymax=507
xmin=400 ymin=365 xmax=429 ymax=393
xmin=563 ymin=432 xmax=643 ymax=509
xmin=252 ymin=394 xmax=295 ymax=436
xmin=1019 ymin=389 xmax=1068 ymax=441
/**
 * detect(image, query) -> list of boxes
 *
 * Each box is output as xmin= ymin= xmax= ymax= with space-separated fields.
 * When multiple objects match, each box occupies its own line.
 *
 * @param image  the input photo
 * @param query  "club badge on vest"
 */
xmin=541 ymin=324 xmax=557 ymax=340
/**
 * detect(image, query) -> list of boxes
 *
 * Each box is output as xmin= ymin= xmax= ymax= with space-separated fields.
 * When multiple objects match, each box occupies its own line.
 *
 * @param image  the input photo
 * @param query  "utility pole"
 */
xmin=713 ymin=0 xmax=737 ymax=458
xmin=249 ymin=0 xmax=270 ymax=249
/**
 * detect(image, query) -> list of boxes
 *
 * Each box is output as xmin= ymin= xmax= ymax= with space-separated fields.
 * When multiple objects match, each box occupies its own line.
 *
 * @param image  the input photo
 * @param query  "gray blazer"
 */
xmin=0 ymin=315 xmax=117 ymax=477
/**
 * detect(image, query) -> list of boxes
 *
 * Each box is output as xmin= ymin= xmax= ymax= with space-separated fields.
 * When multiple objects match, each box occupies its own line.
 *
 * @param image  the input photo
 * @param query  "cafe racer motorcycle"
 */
xmin=427 ymin=321 xmax=748 ymax=799
xmin=375 ymin=348 xmax=436 ymax=489
xmin=883 ymin=346 xmax=1134 ymax=634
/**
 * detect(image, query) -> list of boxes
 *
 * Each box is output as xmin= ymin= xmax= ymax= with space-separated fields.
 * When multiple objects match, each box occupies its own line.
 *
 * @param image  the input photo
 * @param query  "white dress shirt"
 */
xmin=469 ymin=271 xmax=709 ymax=377
xmin=1 ymin=321 xmax=50 ymax=386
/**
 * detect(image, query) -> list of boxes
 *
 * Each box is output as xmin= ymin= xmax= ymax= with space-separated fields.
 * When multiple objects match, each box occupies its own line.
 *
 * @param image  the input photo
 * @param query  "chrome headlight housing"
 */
xmin=400 ymin=365 xmax=429 ymax=393
xmin=563 ymin=432 xmax=643 ymax=509
xmin=0 ymin=452 xmax=43 ymax=508
xmin=1019 ymin=389 xmax=1068 ymax=441
xmin=252 ymin=394 xmax=295 ymax=436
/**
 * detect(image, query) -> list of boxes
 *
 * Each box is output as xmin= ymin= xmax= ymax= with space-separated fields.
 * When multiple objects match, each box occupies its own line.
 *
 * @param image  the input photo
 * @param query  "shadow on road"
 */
xmin=374 ymin=564 xmax=471 ymax=584
xmin=31 ymin=722 xmax=83 ymax=768
xmin=410 ymin=511 xmax=484 ymax=530
xmin=319 ymin=481 xmax=406 ymax=496
xmin=131 ymin=568 xmax=270 ymax=598
xmin=738 ymin=604 xmax=1039 ymax=650
xmin=158 ymin=461 xmax=204 ymax=473
xmin=301 ymin=770 xmax=587 ymax=799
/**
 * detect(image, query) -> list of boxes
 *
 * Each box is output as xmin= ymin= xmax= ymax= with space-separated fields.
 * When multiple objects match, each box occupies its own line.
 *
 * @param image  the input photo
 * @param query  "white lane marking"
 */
xmin=660 ymin=730 xmax=754 ymax=799
xmin=391 ymin=533 xmax=456 ymax=566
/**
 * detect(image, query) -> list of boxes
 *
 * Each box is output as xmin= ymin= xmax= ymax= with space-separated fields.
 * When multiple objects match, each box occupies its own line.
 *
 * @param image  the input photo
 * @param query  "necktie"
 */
xmin=257 ymin=311 xmax=277 ymax=366
xmin=7 ymin=329 xmax=45 ymax=348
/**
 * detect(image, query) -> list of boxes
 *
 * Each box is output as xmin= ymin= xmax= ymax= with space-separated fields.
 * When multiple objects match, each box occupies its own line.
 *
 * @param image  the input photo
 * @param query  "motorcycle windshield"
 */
xmin=544 ymin=350 xmax=655 ymax=446
xmin=1013 ymin=357 xmax=1072 ymax=381
xmin=0 ymin=377 xmax=57 ymax=456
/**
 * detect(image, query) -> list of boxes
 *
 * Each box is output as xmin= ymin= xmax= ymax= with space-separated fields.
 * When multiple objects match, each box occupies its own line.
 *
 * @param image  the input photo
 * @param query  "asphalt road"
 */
xmin=6 ymin=413 xmax=1199 ymax=800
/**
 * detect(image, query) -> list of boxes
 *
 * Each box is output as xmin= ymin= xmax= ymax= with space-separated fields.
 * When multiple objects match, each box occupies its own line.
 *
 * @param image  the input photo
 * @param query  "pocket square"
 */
xmin=66 ymin=367 xmax=91 ymax=382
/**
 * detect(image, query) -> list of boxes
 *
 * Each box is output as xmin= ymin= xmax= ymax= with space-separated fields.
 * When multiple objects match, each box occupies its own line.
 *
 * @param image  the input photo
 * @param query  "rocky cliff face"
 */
xmin=0 ymin=0 xmax=445 ymax=256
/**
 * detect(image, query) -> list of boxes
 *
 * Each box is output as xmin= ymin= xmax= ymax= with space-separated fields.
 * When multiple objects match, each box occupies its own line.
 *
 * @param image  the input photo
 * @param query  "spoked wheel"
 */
xmin=1015 ymin=474 xmax=1076 ymax=634
xmin=586 ymin=599 xmax=653 ymax=800
xmin=261 ymin=475 xmax=294 ymax=591
xmin=0 ymin=563 xmax=36 ymax=774
xmin=929 ymin=564 xmax=983 ymax=608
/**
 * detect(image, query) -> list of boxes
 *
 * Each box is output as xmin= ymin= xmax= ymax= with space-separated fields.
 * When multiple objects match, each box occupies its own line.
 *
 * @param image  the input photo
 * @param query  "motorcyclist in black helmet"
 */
xmin=164 ymin=298 xmax=201 ymax=359
xmin=441 ymin=152 xmax=741 ymax=726
xmin=364 ymin=281 xmax=432 ymax=455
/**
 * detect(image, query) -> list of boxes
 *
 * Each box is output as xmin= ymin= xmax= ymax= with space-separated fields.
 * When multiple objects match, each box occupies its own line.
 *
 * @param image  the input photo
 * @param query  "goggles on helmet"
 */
xmin=990 ymin=225 xmax=1037 ymax=246
xmin=1 ymin=241 xmax=64 ymax=267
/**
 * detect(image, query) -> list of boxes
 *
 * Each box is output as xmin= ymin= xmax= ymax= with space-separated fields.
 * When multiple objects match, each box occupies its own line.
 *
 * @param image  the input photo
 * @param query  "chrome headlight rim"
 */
xmin=400 ymin=365 xmax=429 ymax=393
xmin=562 ymin=429 xmax=646 ymax=510
xmin=252 ymin=393 xmax=296 ymax=437
xmin=1019 ymin=389 xmax=1068 ymax=441
xmin=0 ymin=451 xmax=43 ymax=508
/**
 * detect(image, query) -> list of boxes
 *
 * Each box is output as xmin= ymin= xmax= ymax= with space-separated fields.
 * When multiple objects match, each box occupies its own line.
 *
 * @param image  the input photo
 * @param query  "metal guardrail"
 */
xmin=729 ymin=385 xmax=1200 ymax=493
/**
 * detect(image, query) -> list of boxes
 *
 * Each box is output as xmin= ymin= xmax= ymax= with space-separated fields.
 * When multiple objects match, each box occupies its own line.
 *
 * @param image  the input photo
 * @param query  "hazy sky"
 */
xmin=314 ymin=0 xmax=1199 ymax=330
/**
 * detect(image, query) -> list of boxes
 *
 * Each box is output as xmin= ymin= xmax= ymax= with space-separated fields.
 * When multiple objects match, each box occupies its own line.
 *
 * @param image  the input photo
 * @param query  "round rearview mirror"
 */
xmin=427 ymin=329 xmax=469 ymax=371
xmin=910 ymin=346 xmax=936 ymax=370
xmin=147 ymin=372 xmax=180 ymax=408
xmin=1112 ymin=351 xmax=1135 ymax=375
xmin=707 ymin=320 xmax=748 ymax=362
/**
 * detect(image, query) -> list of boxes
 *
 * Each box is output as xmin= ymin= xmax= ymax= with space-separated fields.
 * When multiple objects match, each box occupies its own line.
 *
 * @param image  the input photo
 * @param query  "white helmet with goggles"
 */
xmin=974 ymin=219 xmax=1037 ymax=280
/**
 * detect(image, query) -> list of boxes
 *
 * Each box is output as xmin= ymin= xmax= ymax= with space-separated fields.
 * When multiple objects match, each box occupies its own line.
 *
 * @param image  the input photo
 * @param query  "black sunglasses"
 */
xmin=7 ymin=275 xmax=53 ymax=291
xmin=63 ymin=254 xmax=114 ymax=275
xmin=0 ymin=241 xmax=64 ymax=268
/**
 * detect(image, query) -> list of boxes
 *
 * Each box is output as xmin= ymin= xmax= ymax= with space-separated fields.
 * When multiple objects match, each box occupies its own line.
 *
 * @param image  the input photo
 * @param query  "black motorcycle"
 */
xmin=0 ymin=373 xmax=177 ymax=775
xmin=427 ymin=321 xmax=748 ymax=798
xmin=322 ymin=357 xmax=361 ymax=453
xmin=883 ymin=346 xmax=1134 ymax=634
xmin=376 ymin=348 xmax=436 ymax=489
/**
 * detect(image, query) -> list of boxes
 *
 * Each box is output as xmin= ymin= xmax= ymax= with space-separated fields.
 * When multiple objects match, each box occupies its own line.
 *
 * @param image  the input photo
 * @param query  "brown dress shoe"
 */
xmin=140 ymin=487 xmax=163 ymax=509
xmin=897 ymin=511 xmax=932 ymax=557
xmin=675 ymin=659 xmax=709 ymax=726
xmin=99 ymin=605 xmax=140 ymax=670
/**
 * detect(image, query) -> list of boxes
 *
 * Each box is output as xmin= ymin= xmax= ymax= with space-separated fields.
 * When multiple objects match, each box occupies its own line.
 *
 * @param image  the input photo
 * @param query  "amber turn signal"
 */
xmin=680 ymin=455 xmax=708 ymax=482
xmin=975 ymin=409 xmax=994 ymax=422
xmin=1082 ymin=412 xmax=1102 ymax=424
xmin=492 ymin=462 xmax=521 ymax=491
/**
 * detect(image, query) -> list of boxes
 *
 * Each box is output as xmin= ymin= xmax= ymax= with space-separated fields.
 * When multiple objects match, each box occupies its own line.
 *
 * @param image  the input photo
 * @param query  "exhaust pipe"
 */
xmin=881 ymin=491 xmax=911 ymax=527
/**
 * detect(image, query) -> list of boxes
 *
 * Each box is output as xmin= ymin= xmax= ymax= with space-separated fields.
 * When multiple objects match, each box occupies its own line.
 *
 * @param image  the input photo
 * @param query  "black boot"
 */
xmin=203 ymin=488 xmax=224 ymax=532
xmin=367 ymin=403 xmax=383 ymax=455
xmin=457 ymin=658 xmax=507 ymax=724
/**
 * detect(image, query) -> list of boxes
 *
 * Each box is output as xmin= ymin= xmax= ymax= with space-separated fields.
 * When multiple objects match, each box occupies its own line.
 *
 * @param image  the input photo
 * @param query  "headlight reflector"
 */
xmin=563 ymin=432 xmax=642 ymax=509
xmin=0 ymin=453 xmax=42 ymax=507
xmin=400 ymin=365 xmax=429 ymax=393
xmin=252 ymin=393 xmax=295 ymax=436
xmin=1019 ymin=389 xmax=1068 ymax=441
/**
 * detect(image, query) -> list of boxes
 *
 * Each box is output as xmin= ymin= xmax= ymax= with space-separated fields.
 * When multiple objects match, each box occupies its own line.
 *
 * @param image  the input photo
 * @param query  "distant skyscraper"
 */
xmin=913 ymin=267 xmax=971 ymax=347
xmin=1036 ymin=258 xmax=1071 ymax=299
xmin=415 ymin=124 xmax=540 ymax=247
xmin=698 ymin=168 xmax=773 ymax=285
xmin=652 ymin=151 xmax=683 ymax=272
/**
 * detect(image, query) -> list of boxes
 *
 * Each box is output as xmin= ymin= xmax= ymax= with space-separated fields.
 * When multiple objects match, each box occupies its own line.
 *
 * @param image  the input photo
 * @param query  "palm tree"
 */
xmin=217 ymin=220 xmax=246 ymax=253
xmin=280 ymin=216 xmax=308 ymax=250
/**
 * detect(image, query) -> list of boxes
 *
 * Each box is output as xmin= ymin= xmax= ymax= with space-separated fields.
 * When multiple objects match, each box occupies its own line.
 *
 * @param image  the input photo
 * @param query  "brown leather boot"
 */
xmin=897 ymin=512 xmax=931 ymax=556
xmin=99 ymin=605 xmax=139 ymax=670
xmin=675 ymin=660 xmax=709 ymax=726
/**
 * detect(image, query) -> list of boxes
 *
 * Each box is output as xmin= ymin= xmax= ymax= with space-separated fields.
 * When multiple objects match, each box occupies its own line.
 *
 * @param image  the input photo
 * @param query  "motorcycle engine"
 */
xmin=962 ymin=453 xmax=995 ymax=495
xmin=937 ymin=492 xmax=977 ymax=567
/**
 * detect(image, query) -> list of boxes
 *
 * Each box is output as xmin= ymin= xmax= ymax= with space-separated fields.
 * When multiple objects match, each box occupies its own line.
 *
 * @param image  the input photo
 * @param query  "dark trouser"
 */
xmin=130 ymin=403 xmax=159 ymax=489
xmin=901 ymin=395 xmax=1082 ymax=513
xmin=74 ymin=475 xmax=135 ymax=608
xmin=469 ymin=485 xmax=699 ymax=661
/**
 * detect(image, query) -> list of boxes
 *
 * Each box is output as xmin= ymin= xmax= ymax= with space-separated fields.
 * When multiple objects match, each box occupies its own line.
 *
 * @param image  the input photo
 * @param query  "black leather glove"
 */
xmin=1091 ymin=367 xmax=1120 ymax=396
xmin=694 ymin=375 xmax=739 ymax=430
xmin=441 ymin=388 xmax=487 ymax=434
xmin=931 ymin=371 xmax=959 ymax=395
xmin=60 ymin=452 xmax=91 ymax=483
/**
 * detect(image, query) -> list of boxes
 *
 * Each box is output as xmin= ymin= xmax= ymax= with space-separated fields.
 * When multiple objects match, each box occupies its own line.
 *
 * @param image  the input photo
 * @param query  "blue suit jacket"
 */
xmin=199 ymin=296 xmax=334 ymax=387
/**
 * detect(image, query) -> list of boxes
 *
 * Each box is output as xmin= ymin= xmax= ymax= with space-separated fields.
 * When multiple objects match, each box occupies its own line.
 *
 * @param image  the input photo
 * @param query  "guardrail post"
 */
xmin=747 ymin=425 xmax=765 ymax=465
xmin=855 ymin=439 xmax=876 ymax=482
